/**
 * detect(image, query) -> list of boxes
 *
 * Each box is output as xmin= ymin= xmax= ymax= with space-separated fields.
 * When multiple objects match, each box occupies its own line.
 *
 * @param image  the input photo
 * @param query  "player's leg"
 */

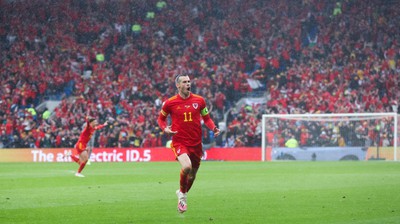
xmin=70 ymin=155 xmax=80 ymax=163
xmin=75 ymin=150 xmax=89 ymax=177
xmin=87 ymin=135 xmax=95 ymax=165
xmin=186 ymin=144 xmax=202 ymax=193
xmin=66 ymin=150 xmax=80 ymax=164
xmin=86 ymin=146 xmax=92 ymax=165
xmin=68 ymin=145 xmax=80 ymax=164
xmin=186 ymin=167 xmax=198 ymax=193
xmin=176 ymin=153 xmax=191 ymax=213
xmin=177 ymin=153 xmax=192 ymax=193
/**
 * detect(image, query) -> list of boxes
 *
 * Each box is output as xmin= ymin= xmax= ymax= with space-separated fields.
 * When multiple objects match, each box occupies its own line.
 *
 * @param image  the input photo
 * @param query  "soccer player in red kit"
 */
xmin=157 ymin=74 xmax=220 ymax=213
xmin=70 ymin=117 xmax=108 ymax=177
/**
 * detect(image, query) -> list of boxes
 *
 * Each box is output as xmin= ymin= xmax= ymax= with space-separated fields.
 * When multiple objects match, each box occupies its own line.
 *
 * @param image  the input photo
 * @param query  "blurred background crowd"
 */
xmin=0 ymin=0 xmax=399 ymax=149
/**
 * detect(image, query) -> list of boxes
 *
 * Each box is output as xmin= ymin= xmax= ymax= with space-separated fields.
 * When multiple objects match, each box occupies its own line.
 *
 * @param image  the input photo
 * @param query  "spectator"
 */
xmin=285 ymin=134 xmax=299 ymax=148
xmin=0 ymin=0 xmax=398 ymax=149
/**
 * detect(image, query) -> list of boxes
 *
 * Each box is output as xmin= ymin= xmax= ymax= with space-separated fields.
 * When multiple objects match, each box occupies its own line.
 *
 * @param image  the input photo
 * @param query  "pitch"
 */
xmin=1 ymin=161 xmax=399 ymax=223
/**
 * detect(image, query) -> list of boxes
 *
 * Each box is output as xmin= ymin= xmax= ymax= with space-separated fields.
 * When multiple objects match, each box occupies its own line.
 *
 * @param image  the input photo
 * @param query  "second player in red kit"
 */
xmin=69 ymin=117 xmax=108 ymax=177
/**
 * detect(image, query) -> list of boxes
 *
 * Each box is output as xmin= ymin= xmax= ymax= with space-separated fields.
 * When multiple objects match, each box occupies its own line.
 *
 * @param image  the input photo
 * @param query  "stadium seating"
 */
xmin=0 ymin=0 xmax=398 ymax=148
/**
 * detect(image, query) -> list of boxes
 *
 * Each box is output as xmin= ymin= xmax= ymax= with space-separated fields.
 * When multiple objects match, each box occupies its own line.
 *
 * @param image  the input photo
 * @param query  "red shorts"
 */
xmin=171 ymin=142 xmax=203 ymax=169
xmin=75 ymin=141 xmax=87 ymax=154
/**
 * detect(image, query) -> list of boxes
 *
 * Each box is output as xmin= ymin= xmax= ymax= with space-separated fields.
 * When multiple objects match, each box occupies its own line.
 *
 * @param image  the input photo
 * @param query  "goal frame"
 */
xmin=261 ymin=113 xmax=398 ymax=162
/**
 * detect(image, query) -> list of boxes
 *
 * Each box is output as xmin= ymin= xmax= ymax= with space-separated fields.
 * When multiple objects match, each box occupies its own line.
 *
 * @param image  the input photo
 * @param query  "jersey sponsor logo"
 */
xmin=185 ymin=105 xmax=190 ymax=108
xmin=192 ymin=103 xmax=198 ymax=109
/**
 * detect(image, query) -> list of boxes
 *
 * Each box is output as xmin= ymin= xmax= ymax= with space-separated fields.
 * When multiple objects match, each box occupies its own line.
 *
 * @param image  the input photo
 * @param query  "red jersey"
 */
xmin=159 ymin=93 xmax=210 ymax=146
xmin=77 ymin=121 xmax=106 ymax=146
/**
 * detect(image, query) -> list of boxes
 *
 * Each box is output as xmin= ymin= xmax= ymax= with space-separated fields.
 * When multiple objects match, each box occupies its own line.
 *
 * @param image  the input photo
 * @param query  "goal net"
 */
xmin=261 ymin=113 xmax=398 ymax=161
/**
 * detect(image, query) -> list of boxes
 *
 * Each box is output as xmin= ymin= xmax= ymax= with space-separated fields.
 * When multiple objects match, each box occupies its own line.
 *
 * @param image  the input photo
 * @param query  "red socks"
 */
xmin=77 ymin=161 xmax=87 ymax=173
xmin=70 ymin=155 xmax=80 ymax=164
xmin=179 ymin=169 xmax=188 ymax=193
xmin=187 ymin=177 xmax=194 ymax=192
xmin=69 ymin=155 xmax=87 ymax=174
xmin=180 ymin=168 xmax=196 ymax=193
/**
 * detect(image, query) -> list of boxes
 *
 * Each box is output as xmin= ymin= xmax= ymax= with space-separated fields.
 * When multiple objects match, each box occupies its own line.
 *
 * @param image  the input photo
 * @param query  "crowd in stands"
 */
xmin=0 ymin=0 xmax=399 ymax=149
xmin=265 ymin=117 xmax=396 ymax=148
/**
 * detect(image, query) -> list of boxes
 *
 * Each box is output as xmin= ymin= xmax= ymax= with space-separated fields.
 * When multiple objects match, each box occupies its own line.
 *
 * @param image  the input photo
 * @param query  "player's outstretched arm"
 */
xmin=95 ymin=121 xmax=109 ymax=130
xmin=202 ymin=113 xmax=220 ymax=137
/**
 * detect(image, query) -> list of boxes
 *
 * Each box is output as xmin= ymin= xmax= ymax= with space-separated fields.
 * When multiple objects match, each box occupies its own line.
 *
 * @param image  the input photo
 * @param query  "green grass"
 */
xmin=1 ymin=161 xmax=400 ymax=224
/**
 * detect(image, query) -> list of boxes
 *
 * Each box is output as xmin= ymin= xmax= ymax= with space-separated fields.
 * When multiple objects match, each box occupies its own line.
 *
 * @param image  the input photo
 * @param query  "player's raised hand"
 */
xmin=164 ymin=125 xmax=178 ymax=136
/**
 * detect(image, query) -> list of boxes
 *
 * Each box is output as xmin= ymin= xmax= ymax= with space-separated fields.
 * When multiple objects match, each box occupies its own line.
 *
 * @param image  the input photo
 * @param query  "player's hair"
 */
xmin=174 ymin=74 xmax=188 ymax=85
xmin=88 ymin=118 xmax=96 ymax=123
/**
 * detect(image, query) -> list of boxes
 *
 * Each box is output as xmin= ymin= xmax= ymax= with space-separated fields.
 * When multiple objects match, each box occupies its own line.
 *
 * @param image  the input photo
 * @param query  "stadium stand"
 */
xmin=0 ymin=0 xmax=398 ymax=149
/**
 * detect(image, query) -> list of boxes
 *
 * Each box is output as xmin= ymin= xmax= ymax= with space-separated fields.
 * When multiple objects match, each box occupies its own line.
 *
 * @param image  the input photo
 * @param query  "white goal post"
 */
xmin=261 ymin=113 xmax=398 ymax=162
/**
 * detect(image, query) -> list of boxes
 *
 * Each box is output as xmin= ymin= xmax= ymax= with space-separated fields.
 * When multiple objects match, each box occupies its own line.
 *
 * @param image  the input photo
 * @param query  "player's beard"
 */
xmin=180 ymin=86 xmax=191 ymax=98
